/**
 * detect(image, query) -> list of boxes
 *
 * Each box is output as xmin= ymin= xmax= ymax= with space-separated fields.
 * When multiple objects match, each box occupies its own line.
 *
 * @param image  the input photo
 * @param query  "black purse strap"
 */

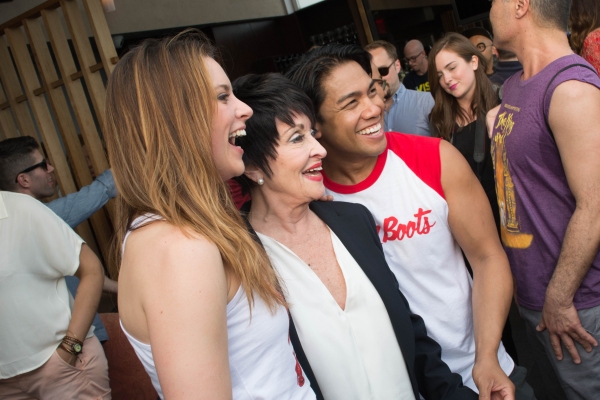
xmin=473 ymin=113 xmax=486 ymax=181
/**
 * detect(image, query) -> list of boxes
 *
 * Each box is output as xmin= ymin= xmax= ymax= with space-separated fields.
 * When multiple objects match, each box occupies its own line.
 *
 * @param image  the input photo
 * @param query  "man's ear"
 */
xmin=15 ymin=173 xmax=31 ymax=189
xmin=394 ymin=59 xmax=402 ymax=73
xmin=516 ymin=0 xmax=529 ymax=19
xmin=492 ymin=45 xmax=499 ymax=59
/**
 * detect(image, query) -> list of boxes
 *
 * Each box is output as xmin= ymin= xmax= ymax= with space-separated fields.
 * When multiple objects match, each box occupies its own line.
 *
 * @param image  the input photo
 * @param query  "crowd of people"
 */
xmin=1 ymin=0 xmax=599 ymax=399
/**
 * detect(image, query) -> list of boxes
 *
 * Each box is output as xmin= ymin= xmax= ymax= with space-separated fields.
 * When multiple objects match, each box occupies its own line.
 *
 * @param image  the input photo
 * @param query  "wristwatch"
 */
xmin=61 ymin=336 xmax=83 ymax=356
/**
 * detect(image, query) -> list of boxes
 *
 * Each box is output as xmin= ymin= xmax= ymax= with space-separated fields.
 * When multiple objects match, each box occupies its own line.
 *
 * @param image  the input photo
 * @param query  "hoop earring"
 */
xmin=257 ymin=178 xmax=264 ymax=186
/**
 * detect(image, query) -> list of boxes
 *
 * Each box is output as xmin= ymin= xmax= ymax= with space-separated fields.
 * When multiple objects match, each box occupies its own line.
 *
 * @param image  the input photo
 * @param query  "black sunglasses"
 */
xmin=377 ymin=61 xmax=396 ymax=77
xmin=15 ymin=159 xmax=49 ymax=183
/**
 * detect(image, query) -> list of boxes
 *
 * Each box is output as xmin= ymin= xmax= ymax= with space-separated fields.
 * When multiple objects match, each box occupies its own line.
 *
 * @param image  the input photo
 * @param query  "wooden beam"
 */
xmin=0 ymin=37 xmax=37 ymax=139
xmin=0 ymin=0 xmax=60 ymax=35
xmin=60 ymin=0 xmax=107 ymax=134
xmin=50 ymin=78 xmax=64 ymax=88
xmin=42 ymin=7 xmax=113 ymax=221
xmin=70 ymin=70 xmax=83 ymax=81
xmin=0 ymin=83 xmax=18 ymax=139
xmin=81 ymin=0 xmax=118 ymax=78
xmin=89 ymin=61 xmax=103 ymax=73
xmin=357 ymin=0 xmax=373 ymax=43
xmin=25 ymin=15 xmax=111 ymax=259
xmin=5 ymin=26 xmax=77 ymax=195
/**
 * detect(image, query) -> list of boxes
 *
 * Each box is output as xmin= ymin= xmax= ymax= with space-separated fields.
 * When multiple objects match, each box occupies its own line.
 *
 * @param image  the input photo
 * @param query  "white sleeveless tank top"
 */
xmin=120 ymin=215 xmax=314 ymax=399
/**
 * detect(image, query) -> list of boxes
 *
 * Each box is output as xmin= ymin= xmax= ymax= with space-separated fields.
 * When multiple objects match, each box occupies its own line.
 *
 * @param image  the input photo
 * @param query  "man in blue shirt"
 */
xmin=365 ymin=40 xmax=434 ymax=136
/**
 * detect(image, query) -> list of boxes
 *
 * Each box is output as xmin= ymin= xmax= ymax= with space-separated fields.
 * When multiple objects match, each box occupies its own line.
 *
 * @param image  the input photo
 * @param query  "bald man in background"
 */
xmin=402 ymin=39 xmax=430 ymax=92
xmin=462 ymin=28 xmax=496 ymax=76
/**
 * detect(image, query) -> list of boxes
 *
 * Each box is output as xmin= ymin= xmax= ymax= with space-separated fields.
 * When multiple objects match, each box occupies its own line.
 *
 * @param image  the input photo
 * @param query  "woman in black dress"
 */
xmin=428 ymin=32 xmax=520 ymax=363
xmin=428 ymin=32 xmax=500 ymax=231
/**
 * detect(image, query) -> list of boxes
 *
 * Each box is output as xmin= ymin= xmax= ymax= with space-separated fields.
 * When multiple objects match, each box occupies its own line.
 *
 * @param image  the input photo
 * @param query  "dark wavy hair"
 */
xmin=428 ymin=33 xmax=499 ymax=141
xmin=286 ymin=44 xmax=372 ymax=121
xmin=569 ymin=0 xmax=600 ymax=54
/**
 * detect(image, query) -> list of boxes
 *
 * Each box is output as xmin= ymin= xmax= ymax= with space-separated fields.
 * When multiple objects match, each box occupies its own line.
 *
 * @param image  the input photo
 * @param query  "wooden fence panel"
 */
xmin=0 ymin=0 xmax=119 ymax=269
xmin=0 ymin=83 xmax=19 ymax=139
xmin=60 ymin=0 xmax=108 ymax=133
xmin=42 ymin=8 xmax=110 ymax=182
xmin=24 ymin=16 xmax=112 ymax=261
xmin=0 ymin=37 xmax=37 ymax=140
xmin=5 ymin=26 xmax=77 ymax=194
xmin=82 ymin=0 xmax=118 ymax=79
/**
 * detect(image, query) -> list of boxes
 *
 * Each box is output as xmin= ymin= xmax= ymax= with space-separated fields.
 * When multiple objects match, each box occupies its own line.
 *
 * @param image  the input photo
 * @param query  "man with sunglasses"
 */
xmin=402 ymin=39 xmax=431 ymax=92
xmin=0 ymin=137 xmax=116 ymax=229
xmin=462 ymin=28 xmax=497 ymax=76
xmin=0 ymin=136 xmax=117 ymax=342
xmin=366 ymin=40 xmax=434 ymax=136
xmin=0 ymin=140 xmax=111 ymax=397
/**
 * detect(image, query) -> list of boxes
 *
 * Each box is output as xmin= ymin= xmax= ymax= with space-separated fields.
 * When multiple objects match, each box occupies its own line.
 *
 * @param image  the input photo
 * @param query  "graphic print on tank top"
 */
xmin=492 ymin=105 xmax=534 ymax=249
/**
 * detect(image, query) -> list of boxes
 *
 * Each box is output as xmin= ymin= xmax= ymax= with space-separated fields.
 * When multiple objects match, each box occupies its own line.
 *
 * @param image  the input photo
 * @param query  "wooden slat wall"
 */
xmin=0 ymin=0 xmax=119 ymax=266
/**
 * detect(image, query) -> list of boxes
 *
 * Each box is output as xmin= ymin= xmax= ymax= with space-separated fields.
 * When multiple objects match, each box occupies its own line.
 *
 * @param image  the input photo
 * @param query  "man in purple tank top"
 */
xmin=489 ymin=0 xmax=600 ymax=399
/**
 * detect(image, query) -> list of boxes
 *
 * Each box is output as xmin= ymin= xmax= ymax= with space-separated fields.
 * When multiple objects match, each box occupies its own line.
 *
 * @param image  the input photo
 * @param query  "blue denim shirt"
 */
xmin=47 ymin=169 xmax=116 ymax=342
xmin=47 ymin=169 xmax=117 ymax=228
xmin=384 ymin=84 xmax=434 ymax=136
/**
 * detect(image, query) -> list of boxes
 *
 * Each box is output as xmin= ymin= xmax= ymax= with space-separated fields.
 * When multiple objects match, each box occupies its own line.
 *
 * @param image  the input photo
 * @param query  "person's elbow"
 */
xmin=74 ymin=244 xmax=105 ymax=291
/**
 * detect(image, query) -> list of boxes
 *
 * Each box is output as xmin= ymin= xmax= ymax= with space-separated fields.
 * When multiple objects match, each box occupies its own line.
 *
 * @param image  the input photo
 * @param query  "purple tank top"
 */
xmin=491 ymin=54 xmax=600 ymax=311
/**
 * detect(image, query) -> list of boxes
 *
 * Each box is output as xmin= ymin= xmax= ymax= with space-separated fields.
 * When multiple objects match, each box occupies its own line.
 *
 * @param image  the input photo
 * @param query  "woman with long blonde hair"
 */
xmin=104 ymin=29 xmax=315 ymax=400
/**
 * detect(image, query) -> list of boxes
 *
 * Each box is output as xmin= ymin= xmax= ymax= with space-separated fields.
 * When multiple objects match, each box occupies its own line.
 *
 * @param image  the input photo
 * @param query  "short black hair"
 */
xmin=232 ymin=73 xmax=316 ymax=194
xmin=285 ymin=44 xmax=372 ymax=122
xmin=0 ymin=136 xmax=40 ymax=191
xmin=531 ymin=0 xmax=571 ymax=31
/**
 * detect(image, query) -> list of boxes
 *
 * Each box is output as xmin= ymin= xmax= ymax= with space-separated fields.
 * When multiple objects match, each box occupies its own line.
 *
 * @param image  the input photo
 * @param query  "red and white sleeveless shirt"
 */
xmin=323 ymin=132 xmax=514 ymax=392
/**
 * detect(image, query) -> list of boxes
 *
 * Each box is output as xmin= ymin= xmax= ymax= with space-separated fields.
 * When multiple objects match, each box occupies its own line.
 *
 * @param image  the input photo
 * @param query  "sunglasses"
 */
xmin=377 ymin=61 xmax=396 ymax=77
xmin=476 ymin=42 xmax=491 ymax=52
xmin=372 ymin=78 xmax=388 ymax=92
xmin=15 ymin=159 xmax=49 ymax=183
xmin=404 ymin=52 xmax=423 ymax=64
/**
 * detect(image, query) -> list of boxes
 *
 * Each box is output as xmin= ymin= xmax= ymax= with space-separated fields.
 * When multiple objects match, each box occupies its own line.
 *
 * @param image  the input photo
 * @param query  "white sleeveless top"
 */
xmin=257 ymin=229 xmax=416 ymax=400
xmin=323 ymin=133 xmax=514 ymax=392
xmin=121 ymin=215 xmax=315 ymax=400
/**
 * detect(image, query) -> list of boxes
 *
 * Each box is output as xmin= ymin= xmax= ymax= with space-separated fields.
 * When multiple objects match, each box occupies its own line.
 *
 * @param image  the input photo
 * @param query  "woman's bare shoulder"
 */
xmin=123 ymin=221 xmax=223 ymax=280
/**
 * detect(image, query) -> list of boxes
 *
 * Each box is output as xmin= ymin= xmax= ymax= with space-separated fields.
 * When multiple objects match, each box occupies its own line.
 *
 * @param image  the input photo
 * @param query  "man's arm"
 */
xmin=440 ymin=141 xmax=515 ymax=399
xmin=537 ymin=80 xmax=600 ymax=363
xmin=57 ymin=243 xmax=104 ymax=366
xmin=47 ymin=169 xmax=116 ymax=228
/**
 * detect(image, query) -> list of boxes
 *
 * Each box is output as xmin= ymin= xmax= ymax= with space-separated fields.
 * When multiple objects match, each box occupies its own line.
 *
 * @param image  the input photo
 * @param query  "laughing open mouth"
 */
xmin=229 ymin=129 xmax=246 ymax=145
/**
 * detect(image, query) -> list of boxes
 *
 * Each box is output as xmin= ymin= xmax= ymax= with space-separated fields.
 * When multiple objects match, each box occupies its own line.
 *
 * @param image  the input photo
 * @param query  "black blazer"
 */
xmin=245 ymin=201 xmax=477 ymax=400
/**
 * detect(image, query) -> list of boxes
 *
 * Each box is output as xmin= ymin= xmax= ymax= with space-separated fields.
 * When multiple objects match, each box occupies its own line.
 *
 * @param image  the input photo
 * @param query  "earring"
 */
xmin=257 ymin=178 xmax=264 ymax=186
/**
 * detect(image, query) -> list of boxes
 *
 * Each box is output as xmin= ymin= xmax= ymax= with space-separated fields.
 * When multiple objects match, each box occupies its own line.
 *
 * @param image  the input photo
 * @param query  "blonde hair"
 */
xmin=105 ymin=29 xmax=284 ymax=311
